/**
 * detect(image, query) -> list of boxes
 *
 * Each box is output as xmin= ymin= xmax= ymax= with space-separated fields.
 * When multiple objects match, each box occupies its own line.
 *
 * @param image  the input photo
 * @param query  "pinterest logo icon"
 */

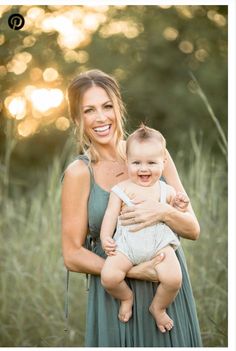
xmin=8 ymin=14 xmax=25 ymax=30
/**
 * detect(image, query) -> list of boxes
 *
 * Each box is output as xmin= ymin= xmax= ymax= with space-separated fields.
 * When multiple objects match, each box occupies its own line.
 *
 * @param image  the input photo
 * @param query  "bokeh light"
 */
xmin=17 ymin=119 xmax=39 ymax=137
xmin=0 ymin=34 xmax=5 ymax=46
xmin=30 ymin=88 xmax=64 ymax=113
xmin=7 ymin=52 xmax=32 ymax=75
xmin=163 ymin=27 xmax=179 ymax=41
xmin=55 ymin=116 xmax=70 ymax=131
xmin=43 ymin=68 xmax=59 ymax=82
xmin=99 ymin=20 xmax=143 ymax=39
xmin=179 ymin=40 xmax=194 ymax=54
xmin=5 ymin=96 xmax=27 ymax=120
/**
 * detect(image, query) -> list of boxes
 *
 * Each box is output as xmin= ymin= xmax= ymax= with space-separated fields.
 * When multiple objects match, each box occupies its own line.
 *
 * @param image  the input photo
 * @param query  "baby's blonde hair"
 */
xmin=126 ymin=123 xmax=166 ymax=157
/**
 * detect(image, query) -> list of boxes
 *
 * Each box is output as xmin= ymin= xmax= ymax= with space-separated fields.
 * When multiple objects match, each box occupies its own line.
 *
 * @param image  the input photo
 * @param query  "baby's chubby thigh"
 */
xmin=155 ymin=246 xmax=182 ymax=292
xmin=101 ymin=252 xmax=133 ymax=290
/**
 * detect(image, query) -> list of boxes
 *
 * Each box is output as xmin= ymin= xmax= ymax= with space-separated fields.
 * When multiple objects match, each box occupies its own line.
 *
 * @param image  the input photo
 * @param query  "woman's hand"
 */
xmin=127 ymin=252 xmax=165 ymax=282
xmin=120 ymin=199 xmax=169 ymax=232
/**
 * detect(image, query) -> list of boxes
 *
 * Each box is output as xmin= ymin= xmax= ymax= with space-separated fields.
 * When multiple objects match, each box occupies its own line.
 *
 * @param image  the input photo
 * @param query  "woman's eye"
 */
xmin=104 ymin=104 xmax=113 ymax=110
xmin=84 ymin=108 xmax=93 ymax=114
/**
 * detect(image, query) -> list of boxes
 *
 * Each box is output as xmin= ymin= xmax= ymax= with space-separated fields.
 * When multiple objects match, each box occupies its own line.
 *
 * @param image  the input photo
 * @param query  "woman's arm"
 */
xmin=61 ymin=160 xmax=105 ymax=275
xmin=120 ymin=150 xmax=200 ymax=240
xmin=162 ymin=149 xmax=200 ymax=238
xmin=100 ymin=193 xmax=121 ymax=255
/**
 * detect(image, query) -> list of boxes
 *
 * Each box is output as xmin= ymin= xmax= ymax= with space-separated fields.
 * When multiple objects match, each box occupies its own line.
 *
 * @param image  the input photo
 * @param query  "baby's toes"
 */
xmin=158 ymin=325 xmax=166 ymax=333
xmin=166 ymin=322 xmax=173 ymax=331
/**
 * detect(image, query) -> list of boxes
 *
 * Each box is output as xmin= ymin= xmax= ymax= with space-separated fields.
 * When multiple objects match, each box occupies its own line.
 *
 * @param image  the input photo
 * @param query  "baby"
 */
xmin=100 ymin=125 xmax=188 ymax=333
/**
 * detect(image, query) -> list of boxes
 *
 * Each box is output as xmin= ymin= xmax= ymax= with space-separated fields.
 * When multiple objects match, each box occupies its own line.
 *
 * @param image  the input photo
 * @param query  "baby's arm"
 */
xmin=100 ymin=192 xmax=122 ymax=256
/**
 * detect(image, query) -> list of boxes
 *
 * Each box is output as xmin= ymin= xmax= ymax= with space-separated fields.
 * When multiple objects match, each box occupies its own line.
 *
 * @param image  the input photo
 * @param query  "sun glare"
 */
xmin=5 ymin=96 xmax=26 ymax=120
xmin=30 ymin=88 xmax=64 ymax=113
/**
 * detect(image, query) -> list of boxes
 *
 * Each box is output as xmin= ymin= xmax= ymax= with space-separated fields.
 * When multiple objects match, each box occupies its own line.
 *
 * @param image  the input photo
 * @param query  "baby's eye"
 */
xmin=148 ymin=161 xmax=156 ymax=165
xmin=132 ymin=161 xmax=140 ymax=165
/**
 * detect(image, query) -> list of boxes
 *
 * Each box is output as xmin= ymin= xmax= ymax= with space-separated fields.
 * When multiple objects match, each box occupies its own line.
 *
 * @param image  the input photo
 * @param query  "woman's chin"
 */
xmin=92 ymin=130 xmax=115 ymax=145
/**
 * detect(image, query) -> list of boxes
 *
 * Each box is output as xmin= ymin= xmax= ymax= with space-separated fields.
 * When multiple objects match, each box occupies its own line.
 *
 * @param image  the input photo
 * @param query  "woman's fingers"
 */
xmin=128 ymin=223 xmax=147 ymax=232
xmin=120 ymin=218 xmax=143 ymax=227
xmin=120 ymin=206 xmax=136 ymax=218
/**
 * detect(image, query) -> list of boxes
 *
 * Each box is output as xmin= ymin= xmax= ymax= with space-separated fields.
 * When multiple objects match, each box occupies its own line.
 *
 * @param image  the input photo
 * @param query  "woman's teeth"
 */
xmin=94 ymin=125 xmax=110 ymax=132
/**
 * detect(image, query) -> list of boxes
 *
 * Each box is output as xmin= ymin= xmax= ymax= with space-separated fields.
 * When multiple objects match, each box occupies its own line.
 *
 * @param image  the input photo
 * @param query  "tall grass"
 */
xmin=0 ymin=154 xmax=87 ymax=346
xmin=176 ymin=131 xmax=227 ymax=347
xmin=0 ymin=129 xmax=227 ymax=346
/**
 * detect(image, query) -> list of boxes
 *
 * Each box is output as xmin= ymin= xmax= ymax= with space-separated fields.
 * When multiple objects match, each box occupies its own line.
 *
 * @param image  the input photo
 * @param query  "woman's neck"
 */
xmin=93 ymin=141 xmax=120 ymax=162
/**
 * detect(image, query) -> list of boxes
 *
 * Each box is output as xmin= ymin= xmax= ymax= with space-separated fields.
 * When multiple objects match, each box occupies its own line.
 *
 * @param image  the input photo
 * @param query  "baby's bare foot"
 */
xmin=118 ymin=295 xmax=133 ymax=323
xmin=149 ymin=304 xmax=174 ymax=333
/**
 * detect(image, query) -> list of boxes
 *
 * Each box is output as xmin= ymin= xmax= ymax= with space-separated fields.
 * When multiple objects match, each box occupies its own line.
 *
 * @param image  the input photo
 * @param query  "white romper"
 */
xmin=112 ymin=180 xmax=180 ymax=265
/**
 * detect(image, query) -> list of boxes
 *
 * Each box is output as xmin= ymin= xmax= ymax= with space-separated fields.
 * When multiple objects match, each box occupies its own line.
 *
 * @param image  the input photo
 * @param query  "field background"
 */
xmin=0 ymin=5 xmax=227 ymax=347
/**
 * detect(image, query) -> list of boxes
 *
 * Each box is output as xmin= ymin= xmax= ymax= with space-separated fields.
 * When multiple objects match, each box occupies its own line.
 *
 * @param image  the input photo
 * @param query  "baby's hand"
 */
xmin=173 ymin=192 xmax=189 ymax=212
xmin=101 ymin=237 xmax=116 ymax=256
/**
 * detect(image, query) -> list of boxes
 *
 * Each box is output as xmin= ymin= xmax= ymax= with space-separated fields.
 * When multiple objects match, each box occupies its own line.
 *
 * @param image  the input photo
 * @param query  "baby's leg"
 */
xmin=101 ymin=252 xmax=133 ymax=322
xmin=149 ymin=245 xmax=182 ymax=333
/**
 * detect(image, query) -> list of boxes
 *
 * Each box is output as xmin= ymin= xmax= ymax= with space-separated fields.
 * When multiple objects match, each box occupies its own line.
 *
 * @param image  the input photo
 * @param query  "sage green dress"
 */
xmin=78 ymin=156 xmax=202 ymax=347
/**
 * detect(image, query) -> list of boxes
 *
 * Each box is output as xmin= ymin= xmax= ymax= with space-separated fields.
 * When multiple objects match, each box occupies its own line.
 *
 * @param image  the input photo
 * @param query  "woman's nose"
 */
xmin=95 ymin=109 xmax=107 ymax=122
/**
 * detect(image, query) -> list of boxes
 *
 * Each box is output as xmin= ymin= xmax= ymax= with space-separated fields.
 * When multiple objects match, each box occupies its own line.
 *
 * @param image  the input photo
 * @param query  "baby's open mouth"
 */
xmin=139 ymin=175 xmax=151 ymax=181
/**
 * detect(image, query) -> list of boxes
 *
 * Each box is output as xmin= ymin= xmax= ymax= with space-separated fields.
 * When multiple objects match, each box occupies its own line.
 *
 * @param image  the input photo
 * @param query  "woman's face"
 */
xmin=81 ymin=86 xmax=117 ymax=146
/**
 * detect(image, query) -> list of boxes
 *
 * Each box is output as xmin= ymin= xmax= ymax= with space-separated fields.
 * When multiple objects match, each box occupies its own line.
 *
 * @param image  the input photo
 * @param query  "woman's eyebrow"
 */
xmin=83 ymin=100 xmax=112 ymax=108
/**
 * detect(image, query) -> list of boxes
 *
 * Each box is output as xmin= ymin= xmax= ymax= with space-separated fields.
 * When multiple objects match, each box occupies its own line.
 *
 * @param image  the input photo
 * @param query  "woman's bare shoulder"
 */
xmin=63 ymin=159 xmax=90 ymax=182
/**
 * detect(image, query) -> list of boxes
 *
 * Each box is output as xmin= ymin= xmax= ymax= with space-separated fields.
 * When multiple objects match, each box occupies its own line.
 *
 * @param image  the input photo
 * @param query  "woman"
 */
xmin=61 ymin=69 xmax=202 ymax=347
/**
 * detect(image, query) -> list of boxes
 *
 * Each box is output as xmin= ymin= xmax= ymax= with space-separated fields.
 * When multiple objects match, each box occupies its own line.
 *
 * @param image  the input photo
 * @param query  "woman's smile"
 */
xmin=93 ymin=124 xmax=112 ymax=137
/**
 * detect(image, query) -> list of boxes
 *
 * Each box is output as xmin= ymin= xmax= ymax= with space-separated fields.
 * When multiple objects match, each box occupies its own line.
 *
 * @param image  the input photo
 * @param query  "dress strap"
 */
xmin=111 ymin=185 xmax=133 ymax=207
xmin=159 ymin=180 xmax=167 ymax=203
xmin=61 ymin=154 xmax=94 ymax=188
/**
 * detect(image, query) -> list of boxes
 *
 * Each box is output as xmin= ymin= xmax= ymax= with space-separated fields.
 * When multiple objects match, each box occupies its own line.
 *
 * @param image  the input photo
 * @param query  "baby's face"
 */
xmin=127 ymin=139 xmax=165 ymax=187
